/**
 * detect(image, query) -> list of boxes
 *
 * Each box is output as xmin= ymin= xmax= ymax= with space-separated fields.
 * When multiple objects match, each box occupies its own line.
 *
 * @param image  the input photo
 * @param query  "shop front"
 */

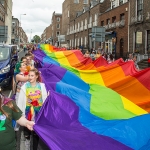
xmin=103 ymin=31 xmax=117 ymax=56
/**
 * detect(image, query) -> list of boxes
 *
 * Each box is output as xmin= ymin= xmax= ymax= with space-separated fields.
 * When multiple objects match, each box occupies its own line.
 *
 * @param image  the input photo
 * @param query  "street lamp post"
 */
xmin=19 ymin=14 xmax=26 ymax=48
xmin=30 ymin=29 xmax=32 ymax=43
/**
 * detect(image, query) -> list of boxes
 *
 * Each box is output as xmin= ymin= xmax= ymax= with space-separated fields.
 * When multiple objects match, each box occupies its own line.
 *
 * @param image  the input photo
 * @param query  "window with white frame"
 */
xmin=57 ymin=17 xmax=60 ymax=22
xmin=70 ymin=40 xmax=71 ymax=47
xmin=68 ymin=11 xmax=69 ymax=17
xmin=107 ymin=18 xmax=110 ymax=24
xmin=83 ymin=0 xmax=88 ymax=4
xmin=56 ymin=31 xmax=60 ymax=36
xmin=57 ymin=24 xmax=60 ymax=29
xmin=89 ymin=16 xmax=92 ymax=24
xmin=81 ymin=21 xmax=83 ymax=27
xmin=85 ymin=18 xmax=87 ymax=25
xmin=120 ymin=13 xmax=125 ymax=21
xmin=137 ymin=0 xmax=143 ymax=18
xmin=81 ymin=37 xmax=83 ymax=45
xmin=72 ymin=39 xmax=74 ymax=48
xmin=74 ymin=0 xmax=79 ymax=4
xmin=147 ymin=30 xmax=150 ymax=52
xmin=73 ymin=25 xmax=74 ymax=30
xmin=78 ymin=22 xmax=80 ymax=29
xmin=119 ymin=0 xmax=123 ymax=5
xmin=75 ymin=24 xmax=77 ymax=30
xmin=85 ymin=36 xmax=87 ymax=47
xmin=94 ymin=14 xmax=97 ymax=22
xmin=111 ymin=0 xmax=116 ymax=9
xmin=75 ymin=38 xmax=76 ymax=47
xmin=78 ymin=38 xmax=80 ymax=46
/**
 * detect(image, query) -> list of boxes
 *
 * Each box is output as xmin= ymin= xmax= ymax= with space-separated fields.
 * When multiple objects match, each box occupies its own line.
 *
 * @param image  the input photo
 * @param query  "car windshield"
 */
xmin=0 ymin=47 xmax=10 ymax=61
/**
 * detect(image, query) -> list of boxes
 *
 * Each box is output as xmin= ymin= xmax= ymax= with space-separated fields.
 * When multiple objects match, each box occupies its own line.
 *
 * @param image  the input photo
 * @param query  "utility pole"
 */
xmin=18 ymin=14 xmax=26 ymax=48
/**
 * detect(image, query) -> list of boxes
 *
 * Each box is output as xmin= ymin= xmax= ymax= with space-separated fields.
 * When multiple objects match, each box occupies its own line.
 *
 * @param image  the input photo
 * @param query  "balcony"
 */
xmin=93 ymin=21 xmax=97 ymax=27
xmin=80 ymin=26 xmax=83 ymax=31
xmin=131 ymin=15 xmax=143 ymax=24
xmin=104 ymin=25 xmax=109 ymax=30
xmin=119 ymin=20 xmax=125 ymax=27
xmin=88 ymin=23 xmax=92 ymax=28
xmin=84 ymin=25 xmax=87 ymax=30
xmin=111 ymin=22 xmax=116 ymax=28
xmin=70 ymin=30 xmax=74 ymax=34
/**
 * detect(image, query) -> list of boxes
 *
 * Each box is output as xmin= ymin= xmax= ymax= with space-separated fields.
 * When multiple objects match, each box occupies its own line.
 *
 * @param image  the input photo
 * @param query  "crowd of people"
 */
xmin=0 ymin=45 xmax=48 ymax=150
xmin=83 ymin=49 xmax=115 ymax=64
xmin=83 ymin=49 xmax=139 ymax=70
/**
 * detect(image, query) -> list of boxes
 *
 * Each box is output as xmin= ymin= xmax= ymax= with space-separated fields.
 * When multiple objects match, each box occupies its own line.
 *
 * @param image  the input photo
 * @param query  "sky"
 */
xmin=12 ymin=0 xmax=63 ymax=42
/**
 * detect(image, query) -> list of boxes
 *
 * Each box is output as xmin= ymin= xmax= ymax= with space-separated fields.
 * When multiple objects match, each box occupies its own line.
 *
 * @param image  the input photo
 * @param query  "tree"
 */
xmin=33 ymin=35 xmax=41 ymax=43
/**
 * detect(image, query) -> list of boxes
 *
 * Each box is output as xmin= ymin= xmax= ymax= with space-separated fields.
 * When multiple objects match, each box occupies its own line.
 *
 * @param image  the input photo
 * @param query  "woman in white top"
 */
xmin=17 ymin=68 xmax=48 ymax=150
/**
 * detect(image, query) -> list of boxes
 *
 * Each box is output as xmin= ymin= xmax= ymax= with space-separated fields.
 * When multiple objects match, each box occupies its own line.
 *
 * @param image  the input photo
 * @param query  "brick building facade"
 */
xmin=50 ymin=11 xmax=62 ymax=46
xmin=129 ymin=0 xmax=150 ymax=59
xmin=11 ymin=17 xmax=19 ymax=44
xmin=66 ymin=0 xmax=128 ymax=58
xmin=19 ymin=27 xmax=28 ymax=43
xmin=41 ymin=11 xmax=62 ymax=46
xmin=41 ymin=25 xmax=52 ymax=43
xmin=0 ymin=0 xmax=12 ymax=44
xmin=62 ymin=0 xmax=91 ymax=45
xmin=100 ymin=0 xmax=129 ymax=58
xmin=0 ymin=2 xmax=5 ymax=26
xmin=67 ymin=0 xmax=110 ymax=50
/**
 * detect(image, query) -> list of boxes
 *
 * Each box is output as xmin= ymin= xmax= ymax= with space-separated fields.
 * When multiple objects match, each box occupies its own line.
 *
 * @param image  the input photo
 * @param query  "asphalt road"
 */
xmin=3 ymin=49 xmax=50 ymax=150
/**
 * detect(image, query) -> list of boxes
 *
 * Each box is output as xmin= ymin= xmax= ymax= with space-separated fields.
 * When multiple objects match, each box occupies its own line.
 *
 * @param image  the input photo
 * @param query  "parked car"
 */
xmin=0 ymin=44 xmax=19 ymax=89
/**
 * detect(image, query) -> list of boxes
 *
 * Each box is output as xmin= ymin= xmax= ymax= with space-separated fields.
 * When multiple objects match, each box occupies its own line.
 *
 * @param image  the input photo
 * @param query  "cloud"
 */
xmin=12 ymin=0 xmax=63 ymax=41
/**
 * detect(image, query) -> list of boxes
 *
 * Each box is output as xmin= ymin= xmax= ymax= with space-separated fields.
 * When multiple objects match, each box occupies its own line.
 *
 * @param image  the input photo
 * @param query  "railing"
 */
xmin=111 ymin=22 xmax=116 ymax=28
xmin=103 ymin=20 xmax=125 ymax=30
xmin=131 ymin=15 xmax=143 ymax=24
xmin=104 ymin=25 xmax=109 ymax=30
xmin=119 ymin=20 xmax=125 ymax=27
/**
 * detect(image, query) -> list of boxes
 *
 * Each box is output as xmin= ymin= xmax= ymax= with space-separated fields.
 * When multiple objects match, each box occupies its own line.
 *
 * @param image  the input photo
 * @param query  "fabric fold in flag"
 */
xmin=32 ymin=45 xmax=150 ymax=150
xmin=34 ymin=91 xmax=132 ymax=150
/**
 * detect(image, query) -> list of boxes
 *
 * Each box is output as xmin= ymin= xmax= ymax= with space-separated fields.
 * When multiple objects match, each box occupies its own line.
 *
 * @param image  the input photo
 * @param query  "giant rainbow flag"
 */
xmin=33 ymin=44 xmax=150 ymax=150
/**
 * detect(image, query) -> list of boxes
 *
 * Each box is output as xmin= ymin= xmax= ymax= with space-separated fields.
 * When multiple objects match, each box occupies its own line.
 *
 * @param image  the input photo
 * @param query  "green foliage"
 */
xmin=33 ymin=35 xmax=41 ymax=43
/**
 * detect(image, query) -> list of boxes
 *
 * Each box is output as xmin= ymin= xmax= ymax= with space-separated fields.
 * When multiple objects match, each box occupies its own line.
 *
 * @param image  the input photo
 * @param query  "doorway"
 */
xmin=120 ymin=38 xmax=124 ymax=57
xmin=105 ymin=39 xmax=112 ymax=53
